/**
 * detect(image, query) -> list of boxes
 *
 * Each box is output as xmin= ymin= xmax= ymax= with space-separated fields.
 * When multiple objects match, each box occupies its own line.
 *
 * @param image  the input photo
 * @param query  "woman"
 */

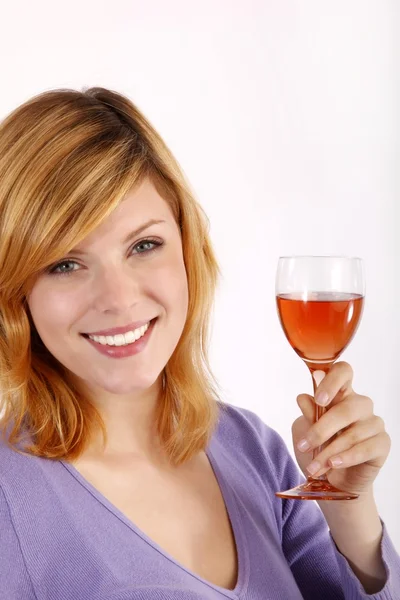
xmin=0 ymin=86 xmax=398 ymax=599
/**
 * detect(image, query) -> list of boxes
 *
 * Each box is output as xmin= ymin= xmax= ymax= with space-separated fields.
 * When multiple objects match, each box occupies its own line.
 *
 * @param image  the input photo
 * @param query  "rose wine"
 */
xmin=276 ymin=292 xmax=364 ymax=368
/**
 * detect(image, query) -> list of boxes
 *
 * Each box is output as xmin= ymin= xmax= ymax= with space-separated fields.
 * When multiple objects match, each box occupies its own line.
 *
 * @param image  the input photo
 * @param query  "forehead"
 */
xmin=78 ymin=178 xmax=175 ymax=247
xmin=109 ymin=177 xmax=173 ymax=226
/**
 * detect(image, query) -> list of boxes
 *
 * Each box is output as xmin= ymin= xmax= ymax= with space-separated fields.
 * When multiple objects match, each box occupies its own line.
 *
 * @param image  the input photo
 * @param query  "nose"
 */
xmin=91 ymin=267 xmax=142 ymax=314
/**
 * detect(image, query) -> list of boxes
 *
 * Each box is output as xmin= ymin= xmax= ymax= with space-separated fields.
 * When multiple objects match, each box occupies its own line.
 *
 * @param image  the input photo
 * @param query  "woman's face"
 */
xmin=27 ymin=177 xmax=189 ymax=398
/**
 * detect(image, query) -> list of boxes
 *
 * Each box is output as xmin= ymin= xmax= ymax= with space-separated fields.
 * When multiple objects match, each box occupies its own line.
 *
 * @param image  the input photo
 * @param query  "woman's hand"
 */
xmin=292 ymin=361 xmax=391 ymax=497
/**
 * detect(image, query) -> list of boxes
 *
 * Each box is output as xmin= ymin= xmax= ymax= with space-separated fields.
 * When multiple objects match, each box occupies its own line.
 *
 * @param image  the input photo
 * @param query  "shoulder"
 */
xmin=0 ymin=424 xmax=47 ymax=492
xmin=213 ymin=401 xmax=299 ymax=488
xmin=215 ymin=400 xmax=287 ymax=452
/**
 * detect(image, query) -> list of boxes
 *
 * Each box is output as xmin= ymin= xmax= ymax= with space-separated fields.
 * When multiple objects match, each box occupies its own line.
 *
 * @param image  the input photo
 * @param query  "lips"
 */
xmin=82 ymin=318 xmax=157 ymax=338
xmin=83 ymin=316 xmax=156 ymax=359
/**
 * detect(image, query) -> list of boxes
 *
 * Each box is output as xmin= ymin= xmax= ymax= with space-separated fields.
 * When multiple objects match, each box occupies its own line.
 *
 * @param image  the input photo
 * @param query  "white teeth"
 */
xmin=88 ymin=322 xmax=150 ymax=346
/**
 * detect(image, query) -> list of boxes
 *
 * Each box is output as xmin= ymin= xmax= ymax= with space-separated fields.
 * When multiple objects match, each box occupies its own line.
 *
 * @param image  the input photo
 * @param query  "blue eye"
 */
xmin=48 ymin=260 xmax=79 ymax=276
xmin=132 ymin=239 xmax=162 ymax=255
xmin=47 ymin=238 xmax=164 ymax=277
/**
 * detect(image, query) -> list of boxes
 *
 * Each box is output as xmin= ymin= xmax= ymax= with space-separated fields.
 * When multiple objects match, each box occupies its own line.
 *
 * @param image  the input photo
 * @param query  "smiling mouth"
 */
xmin=80 ymin=317 xmax=158 ymax=341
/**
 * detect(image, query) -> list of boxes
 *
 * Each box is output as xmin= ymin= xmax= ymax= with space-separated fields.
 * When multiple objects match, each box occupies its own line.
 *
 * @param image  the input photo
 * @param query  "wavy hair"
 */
xmin=0 ymin=86 xmax=224 ymax=465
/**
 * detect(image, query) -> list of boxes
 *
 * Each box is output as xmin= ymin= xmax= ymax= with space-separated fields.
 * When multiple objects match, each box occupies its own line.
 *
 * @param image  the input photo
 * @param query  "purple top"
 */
xmin=1 ymin=402 xmax=399 ymax=599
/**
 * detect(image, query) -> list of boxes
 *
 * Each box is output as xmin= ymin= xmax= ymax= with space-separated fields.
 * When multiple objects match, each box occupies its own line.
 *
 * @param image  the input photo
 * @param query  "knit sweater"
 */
xmin=1 ymin=402 xmax=399 ymax=599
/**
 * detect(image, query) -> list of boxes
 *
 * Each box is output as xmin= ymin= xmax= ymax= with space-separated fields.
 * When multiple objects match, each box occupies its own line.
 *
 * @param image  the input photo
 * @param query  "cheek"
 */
xmin=28 ymin=284 xmax=81 ymax=342
xmin=157 ymin=261 xmax=189 ymax=319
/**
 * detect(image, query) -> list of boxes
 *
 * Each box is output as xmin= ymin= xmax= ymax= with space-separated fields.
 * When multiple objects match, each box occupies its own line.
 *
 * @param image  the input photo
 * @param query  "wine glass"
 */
xmin=275 ymin=256 xmax=365 ymax=500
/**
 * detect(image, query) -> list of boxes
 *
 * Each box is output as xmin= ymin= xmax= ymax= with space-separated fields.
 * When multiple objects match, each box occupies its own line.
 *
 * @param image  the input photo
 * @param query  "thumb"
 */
xmin=292 ymin=395 xmax=314 ymax=475
xmin=296 ymin=393 xmax=314 ymax=424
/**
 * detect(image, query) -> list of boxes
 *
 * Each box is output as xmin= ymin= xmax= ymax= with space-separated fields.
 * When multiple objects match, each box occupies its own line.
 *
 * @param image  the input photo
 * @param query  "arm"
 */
xmin=0 ymin=484 xmax=37 ymax=599
xmin=317 ymin=493 xmax=386 ymax=593
xmin=275 ymin=430 xmax=400 ymax=599
xmin=289 ymin=361 xmax=400 ymax=596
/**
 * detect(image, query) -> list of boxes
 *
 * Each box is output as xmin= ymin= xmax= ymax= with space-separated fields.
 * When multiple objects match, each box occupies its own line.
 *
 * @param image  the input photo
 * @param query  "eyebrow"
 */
xmin=68 ymin=219 xmax=166 ymax=256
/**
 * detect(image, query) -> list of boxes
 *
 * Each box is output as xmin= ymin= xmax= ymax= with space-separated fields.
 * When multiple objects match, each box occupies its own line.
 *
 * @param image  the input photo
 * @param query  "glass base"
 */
xmin=275 ymin=478 xmax=359 ymax=501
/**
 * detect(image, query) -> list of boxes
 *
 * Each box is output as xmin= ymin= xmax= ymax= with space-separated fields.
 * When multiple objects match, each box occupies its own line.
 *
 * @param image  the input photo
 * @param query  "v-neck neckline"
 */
xmin=59 ymin=442 xmax=249 ymax=599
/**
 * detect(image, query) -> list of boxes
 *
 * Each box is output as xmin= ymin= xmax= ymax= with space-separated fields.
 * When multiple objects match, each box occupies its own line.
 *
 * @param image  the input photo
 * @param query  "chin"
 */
xmin=92 ymin=371 xmax=162 ymax=396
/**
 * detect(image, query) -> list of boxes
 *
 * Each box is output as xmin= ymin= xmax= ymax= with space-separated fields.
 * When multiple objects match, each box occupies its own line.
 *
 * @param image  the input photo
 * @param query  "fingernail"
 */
xmin=330 ymin=456 xmax=343 ymax=467
xmin=307 ymin=460 xmax=321 ymax=475
xmin=297 ymin=438 xmax=311 ymax=452
xmin=315 ymin=391 xmax=330 ymax=405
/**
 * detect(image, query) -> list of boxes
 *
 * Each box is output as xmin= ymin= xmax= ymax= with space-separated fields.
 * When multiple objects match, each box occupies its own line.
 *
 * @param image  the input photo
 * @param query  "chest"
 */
xmin=70 ymin=452 xmax=238 ymax=591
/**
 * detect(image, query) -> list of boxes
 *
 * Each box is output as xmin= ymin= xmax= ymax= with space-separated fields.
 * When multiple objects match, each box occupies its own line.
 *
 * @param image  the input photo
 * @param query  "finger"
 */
xmin=306 ymin=430 xmax=391 ymax=477
xmin=314 ymin=361 xmax=354 ymax=406
xmin=296 ymin=394 xmax=314 ymax=423
xmin=304 ymin=415 xmax=385 ymax=474
xmin=296 ymin=393 xmax=374 ymax=453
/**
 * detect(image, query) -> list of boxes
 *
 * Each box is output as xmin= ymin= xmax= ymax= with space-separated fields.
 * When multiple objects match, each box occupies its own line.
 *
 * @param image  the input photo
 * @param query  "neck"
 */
xmin=72 ymin=375 xmax=164 ymax=460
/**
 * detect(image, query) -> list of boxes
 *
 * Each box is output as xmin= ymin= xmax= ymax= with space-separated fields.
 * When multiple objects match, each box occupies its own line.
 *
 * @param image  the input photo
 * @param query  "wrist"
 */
xmin=317 ymin=489 xmax=386 ymax=593
xmin=318 ymin=489 xmax=382 ymax=541
xmin=317 ymin=487 xmax=376 ymax=517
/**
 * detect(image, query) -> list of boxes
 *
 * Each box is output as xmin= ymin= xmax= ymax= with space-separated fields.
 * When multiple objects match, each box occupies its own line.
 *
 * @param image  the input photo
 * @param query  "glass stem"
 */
xmin=309 ymin=366 xmax=331 ymax=482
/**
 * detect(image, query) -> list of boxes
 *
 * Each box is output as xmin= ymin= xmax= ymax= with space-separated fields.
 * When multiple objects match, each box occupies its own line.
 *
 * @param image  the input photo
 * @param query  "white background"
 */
xmin=1 ymin=1 xmax=398 ymax=549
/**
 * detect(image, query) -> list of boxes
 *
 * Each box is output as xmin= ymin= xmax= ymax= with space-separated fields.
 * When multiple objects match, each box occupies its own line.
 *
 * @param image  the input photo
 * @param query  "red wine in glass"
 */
xmin=275 ymin=257 xmax=365 ymax=500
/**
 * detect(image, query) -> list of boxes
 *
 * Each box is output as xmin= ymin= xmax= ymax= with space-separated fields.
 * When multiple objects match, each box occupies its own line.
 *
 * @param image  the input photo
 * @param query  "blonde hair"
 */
xmin=0 ymin=86 xmax=224 ymax=465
